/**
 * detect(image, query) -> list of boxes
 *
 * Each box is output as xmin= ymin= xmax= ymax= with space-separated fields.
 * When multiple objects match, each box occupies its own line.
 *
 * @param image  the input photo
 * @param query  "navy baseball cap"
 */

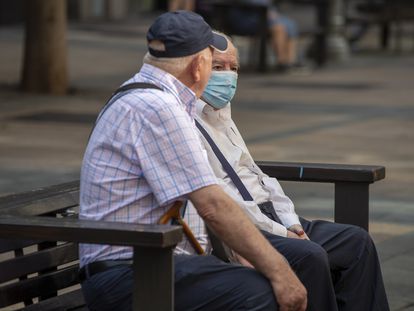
xmin=147 ymin=11 xmax=228 ymax=58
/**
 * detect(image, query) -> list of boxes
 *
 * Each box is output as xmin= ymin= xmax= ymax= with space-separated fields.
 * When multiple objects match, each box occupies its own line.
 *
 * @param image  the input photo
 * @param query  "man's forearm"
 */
xmin=188 ymin=185 xmax=289 ymax=280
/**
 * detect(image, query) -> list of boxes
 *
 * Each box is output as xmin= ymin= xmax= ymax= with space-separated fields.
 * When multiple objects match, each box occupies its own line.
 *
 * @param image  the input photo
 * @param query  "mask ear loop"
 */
xmin=158 ymin=201 xmax=205 ymax=255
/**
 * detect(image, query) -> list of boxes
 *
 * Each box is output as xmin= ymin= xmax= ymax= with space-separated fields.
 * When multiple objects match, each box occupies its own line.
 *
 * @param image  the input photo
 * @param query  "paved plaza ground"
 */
xmin=0 ymin=15 xmax=413 ymax=310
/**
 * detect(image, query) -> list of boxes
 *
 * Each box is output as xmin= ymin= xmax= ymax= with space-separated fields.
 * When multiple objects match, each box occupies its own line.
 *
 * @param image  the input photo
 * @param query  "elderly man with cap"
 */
xmin=78 ymin=11 xmax=306 ymax=311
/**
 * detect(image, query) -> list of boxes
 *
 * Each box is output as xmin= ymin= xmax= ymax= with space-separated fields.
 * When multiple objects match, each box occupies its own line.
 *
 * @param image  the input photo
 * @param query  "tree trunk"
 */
xmin=21 ymin=0 xmax=68 ymax=94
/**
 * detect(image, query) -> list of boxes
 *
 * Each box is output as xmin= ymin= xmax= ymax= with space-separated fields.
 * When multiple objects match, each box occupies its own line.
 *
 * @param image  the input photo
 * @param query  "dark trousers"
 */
xmin=81 ymin=219 xmax=389 ymax=311
xmin=81 ymin=255 xmax=278 ymax=311
xmin=290 ymin=218 xmax=389 ymax=311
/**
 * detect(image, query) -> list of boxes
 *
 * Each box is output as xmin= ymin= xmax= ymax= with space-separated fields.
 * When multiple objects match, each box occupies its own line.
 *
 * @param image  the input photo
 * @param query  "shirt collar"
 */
xmin=138 ymin=64 xmax=198 ymax=117
xmin=197 ymin=99 xmax=232 ymax=124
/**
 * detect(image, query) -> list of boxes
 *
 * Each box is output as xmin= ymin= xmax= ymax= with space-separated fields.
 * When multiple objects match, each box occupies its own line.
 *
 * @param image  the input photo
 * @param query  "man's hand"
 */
xmin=236 ymin=252 xmax=307 ymax=311
xmin=288 ymin=224 xmax=309 ymax=240
xmin=271 ymin=267 xmax=307 ymax=311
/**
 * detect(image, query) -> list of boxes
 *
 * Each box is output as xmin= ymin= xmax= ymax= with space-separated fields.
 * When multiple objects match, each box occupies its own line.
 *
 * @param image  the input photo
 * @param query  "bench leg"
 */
xmin=335 ymin=182 xmax=369 ymax=231
xmin=381 ymin=22 xmax=390 ymax=50
xmin=133 ymin=246 xmax=174 ymax=311
xmin=258 ymin=34 xmax=267 ymax=72
xmin=315 ymin=0 xmax=328 ymax=66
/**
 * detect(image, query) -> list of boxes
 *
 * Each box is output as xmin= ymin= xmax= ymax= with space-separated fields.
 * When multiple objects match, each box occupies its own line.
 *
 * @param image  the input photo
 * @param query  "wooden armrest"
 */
xmin=0 ymin=215 xmax=182 ymax=311
xmin=0 ymin=215 xmax=182 ymax=248
xmin=257 ymin=161 xmax=385 ymax=183
xmin=257 ymin=161 xmax=386 ymax=231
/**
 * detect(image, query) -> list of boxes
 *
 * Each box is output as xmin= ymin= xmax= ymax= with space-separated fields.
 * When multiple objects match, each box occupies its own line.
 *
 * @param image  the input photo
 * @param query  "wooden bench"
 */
xmin=0 ymin=162 xmax=385 ymax=311
xmin=0 ymin=181 xmax=182 ymax=311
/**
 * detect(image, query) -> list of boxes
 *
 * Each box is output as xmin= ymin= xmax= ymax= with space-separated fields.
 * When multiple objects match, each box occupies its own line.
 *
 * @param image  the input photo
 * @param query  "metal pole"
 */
xmin=326 ymin=0 xmax=350 ymax=62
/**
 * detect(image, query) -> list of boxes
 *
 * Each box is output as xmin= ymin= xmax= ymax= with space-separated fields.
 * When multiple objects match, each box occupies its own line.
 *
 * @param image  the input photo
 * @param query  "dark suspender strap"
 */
xmin=195 ymin=120 xmax=254 ymax=201
xmin=89 ymin=82 xmax=162 ymax=138
xmin=195 ymin=119 xmax=283 ymax=224
xmin=96 ymin=82 xmax=163 ymax=124
xmin=114 ymin=82 xmax=162 ymax=94
xmin=195 ymin=119 xmax=279 ymax=260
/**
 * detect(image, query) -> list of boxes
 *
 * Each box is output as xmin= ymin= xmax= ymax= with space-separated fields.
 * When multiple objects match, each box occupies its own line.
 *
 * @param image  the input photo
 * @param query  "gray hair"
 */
xmin=143 ymin=48 xmax=211 ymax=76
xmin=212 ymin=30 xmax=239 ymax=64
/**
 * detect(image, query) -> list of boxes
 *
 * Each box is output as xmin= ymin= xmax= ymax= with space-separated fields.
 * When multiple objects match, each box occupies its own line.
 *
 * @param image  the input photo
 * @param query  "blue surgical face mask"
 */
xmin=202 ymin=71 xmax=238 ymax=109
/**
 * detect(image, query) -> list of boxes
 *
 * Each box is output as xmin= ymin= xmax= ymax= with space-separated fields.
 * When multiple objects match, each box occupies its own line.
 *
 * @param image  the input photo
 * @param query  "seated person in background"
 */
xmin=227 ymin=0 xmax=303 ymax=72
xmin=183 ymin=33 xmax=390 ymax=311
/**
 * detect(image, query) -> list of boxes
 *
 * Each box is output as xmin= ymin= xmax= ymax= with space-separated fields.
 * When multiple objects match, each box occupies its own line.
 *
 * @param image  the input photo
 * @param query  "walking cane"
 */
xmin=158 ymin=201 xmax=205 ymax=255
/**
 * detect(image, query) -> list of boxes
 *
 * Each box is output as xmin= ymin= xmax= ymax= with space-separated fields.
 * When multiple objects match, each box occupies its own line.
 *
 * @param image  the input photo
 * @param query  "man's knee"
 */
xmin=238 ymin=269 xmax=278 ymax=310
xmin=349 ymin=225 xmax=371 ymax=243
xmin=175 ymin=256 xmax=278 ymax=311
xmin=300 ymin=242 xmax=329 ymax=268
xmin=263 ymin=231 xmax=329 ymax=270
xmin=346 ymin=225 xmax=377 ymax=258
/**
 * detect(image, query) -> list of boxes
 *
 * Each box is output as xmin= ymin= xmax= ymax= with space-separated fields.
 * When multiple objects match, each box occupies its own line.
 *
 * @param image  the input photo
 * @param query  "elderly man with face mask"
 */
xmin=179 ymin=35 xmax=390 ymax=311
xmin=79 ymin=11 xmax=307 ymax=311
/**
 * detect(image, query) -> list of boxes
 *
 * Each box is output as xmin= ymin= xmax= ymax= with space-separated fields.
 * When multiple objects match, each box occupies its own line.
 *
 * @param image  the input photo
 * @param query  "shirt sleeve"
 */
xmin=137 ymin=104 xmax=217 ymax=206
xmin=231 ymin=121 xmax=301 ymax=229
xmin=260 ymin=175 xmax=301 ymax=228
xmin=216 ymin=179 xmax=287 ymax=237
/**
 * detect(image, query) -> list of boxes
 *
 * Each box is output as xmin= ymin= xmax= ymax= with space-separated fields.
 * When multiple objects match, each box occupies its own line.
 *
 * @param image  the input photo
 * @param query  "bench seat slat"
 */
xmin=0 ymin=242 xmax=78 ymax=283
xmin=18 ymin=288 xmax=86 ymax=311
xmin=0 ymin=265 xmax=79 ymax=307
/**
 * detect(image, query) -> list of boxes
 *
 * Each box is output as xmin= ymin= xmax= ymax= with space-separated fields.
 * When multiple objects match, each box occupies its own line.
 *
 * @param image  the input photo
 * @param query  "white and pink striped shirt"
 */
xmin=79 ymin=64 xmax=217 ymax=266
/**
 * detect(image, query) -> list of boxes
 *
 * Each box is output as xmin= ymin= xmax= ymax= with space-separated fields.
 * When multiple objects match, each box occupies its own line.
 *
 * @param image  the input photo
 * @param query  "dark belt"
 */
xmin=78 ymin=259 xmax=132 ymax=282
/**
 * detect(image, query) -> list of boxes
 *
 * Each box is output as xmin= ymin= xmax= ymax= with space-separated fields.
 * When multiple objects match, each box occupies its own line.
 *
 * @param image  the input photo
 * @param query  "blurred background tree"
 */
xmin=21 ymin=0 xmax=68 ymax=94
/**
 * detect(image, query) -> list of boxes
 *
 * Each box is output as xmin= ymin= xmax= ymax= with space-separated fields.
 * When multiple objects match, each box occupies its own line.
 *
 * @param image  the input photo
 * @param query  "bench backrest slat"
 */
xmin=1 ymin=193 xmax=79 ymax=216
xmin=0 ymin=184 xmax=82 ymax=310
xmin=0 ymin=238 xmax=39 ymax=253
xmin=0 ymin=181 xmax=79 ymax=208
xmin=0 ymin=265 xmax=79 ymax=307
xmin=0 ymin=242 xmax=78 ymax=283
xmin=0 ymin=181 xmax=79 ymax=216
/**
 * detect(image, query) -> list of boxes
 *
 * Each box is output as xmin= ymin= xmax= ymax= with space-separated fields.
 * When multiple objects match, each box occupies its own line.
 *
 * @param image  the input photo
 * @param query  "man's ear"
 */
xmin=190 ymin=54 xmax=203 ymax=83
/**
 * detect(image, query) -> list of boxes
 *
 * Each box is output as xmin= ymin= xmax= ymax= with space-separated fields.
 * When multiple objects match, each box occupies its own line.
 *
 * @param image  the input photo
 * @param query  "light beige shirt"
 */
xmin=195 ymin=99 xmax=301 ymax=236
xmin=175 ymin=99 xmax=301 ymax=255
